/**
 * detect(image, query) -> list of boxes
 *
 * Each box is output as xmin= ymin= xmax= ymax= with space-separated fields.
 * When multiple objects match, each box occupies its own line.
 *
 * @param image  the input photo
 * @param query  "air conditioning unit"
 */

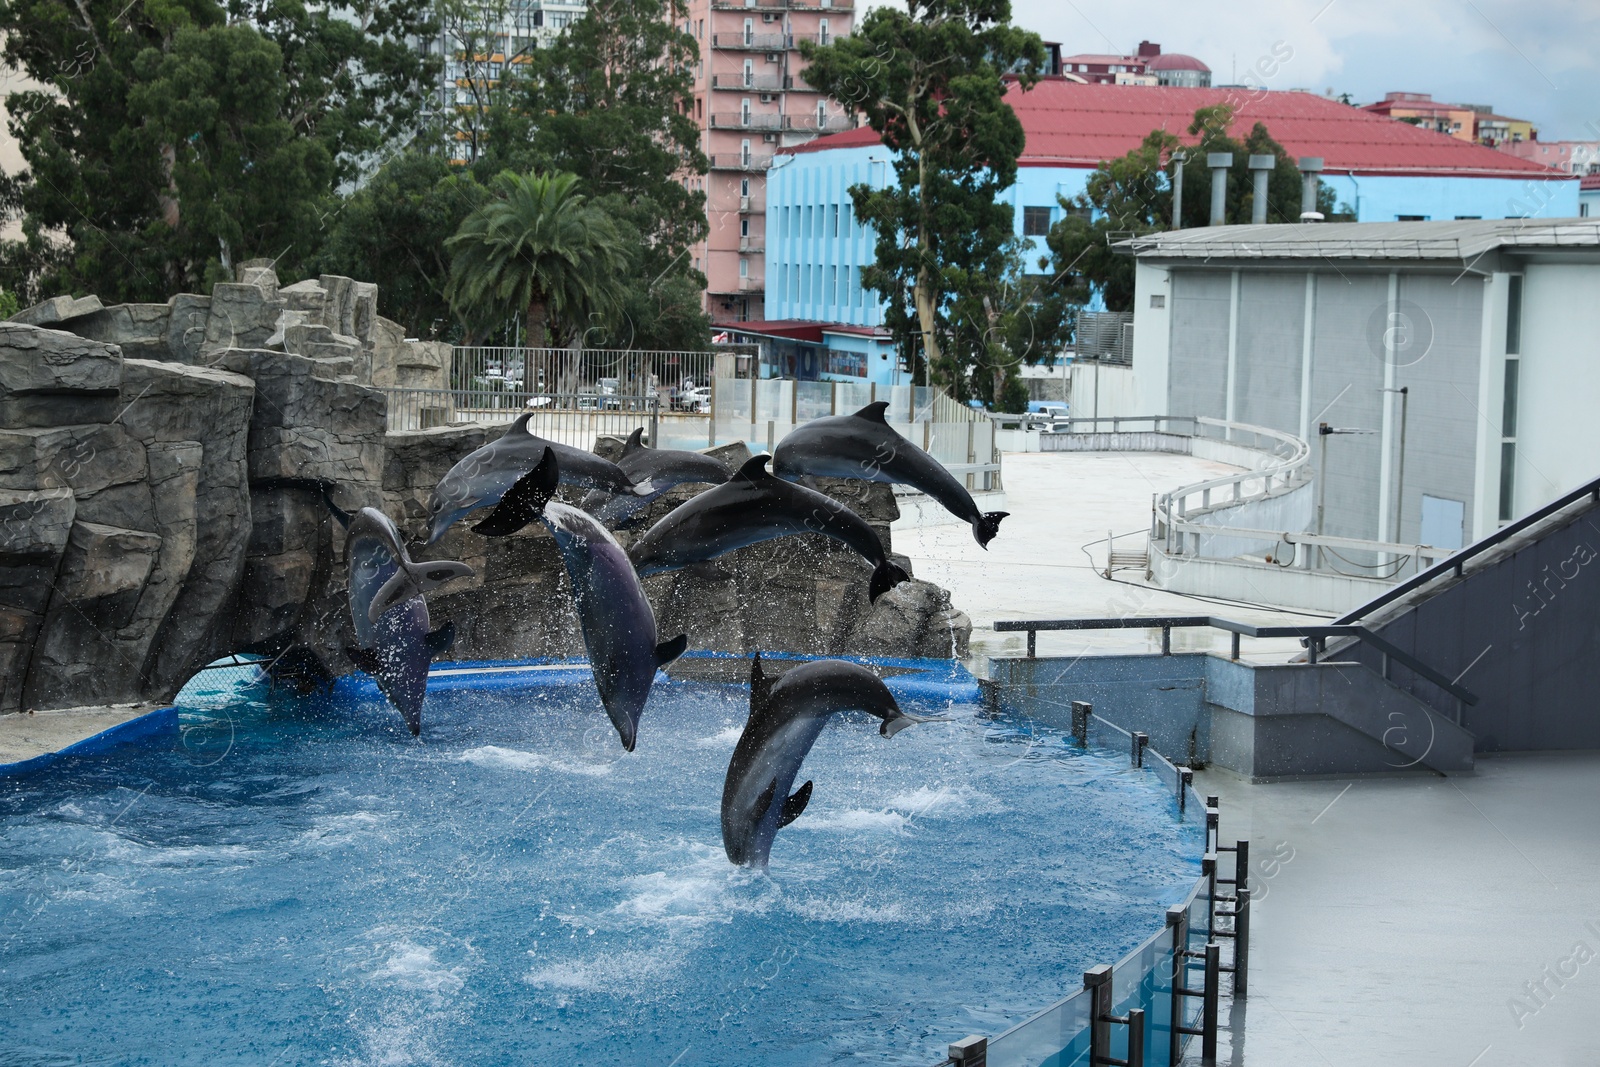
xmin=759 ymin=93 xmax=774 ymax=103
xmin=761 ymin=12 xmax=776 ymax=21
xmin=765 ymin=52 xmax=780 ymax=63
xmin=739 ymin=196 xmax=751 ymax=211
xmin=762 ymin=132 xmax=777 ymax=143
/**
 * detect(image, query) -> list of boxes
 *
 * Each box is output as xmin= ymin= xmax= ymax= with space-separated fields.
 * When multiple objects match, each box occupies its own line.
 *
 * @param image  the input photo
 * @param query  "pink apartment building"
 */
xmin=680 ymin=0 xmax=856 ymax=324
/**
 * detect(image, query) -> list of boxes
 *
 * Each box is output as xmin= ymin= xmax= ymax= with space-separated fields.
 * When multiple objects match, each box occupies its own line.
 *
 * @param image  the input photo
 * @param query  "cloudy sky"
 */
xmin=988 ymin=0 xmax=1599 ymax=141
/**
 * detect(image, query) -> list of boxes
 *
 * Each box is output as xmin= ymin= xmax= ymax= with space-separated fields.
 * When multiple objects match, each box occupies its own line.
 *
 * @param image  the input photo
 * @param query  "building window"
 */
xmin=1022 ymin=206 xmax=1052 ymax=236
xmin=743 ymin=60 xmax=753 ymax=86
xmin=1499 ymin=442 xmax=1517 ymax=521
xmin=1583 ymin=203 xmax=1591 ymax=218
xmin=1506 ymin=274 xmax=1523 ymax=354
xmin=1396 ymin=214 xmax=1429 ymax=221
xmin=740 ymin=178 xmax=751 ymax=198
xmin=831 ymin=204 xmax=839 ymax=236
xmin=819 ymin=18 xmax=830 ymax=45
xmin=739 ymin=257 xmax=748 ymax=278
xmin=1502 ymin=359 xmax=1519 ymax=438
xmin=1150 ymin=294 xmax=1166 ymax=309
xmin=740 ymin=218 xmax=749 ymax=237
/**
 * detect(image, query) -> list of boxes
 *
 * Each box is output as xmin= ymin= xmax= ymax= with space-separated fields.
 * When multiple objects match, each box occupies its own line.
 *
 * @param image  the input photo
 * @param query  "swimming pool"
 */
xmin=0 ymin=658 xmax=1203 ymax=1066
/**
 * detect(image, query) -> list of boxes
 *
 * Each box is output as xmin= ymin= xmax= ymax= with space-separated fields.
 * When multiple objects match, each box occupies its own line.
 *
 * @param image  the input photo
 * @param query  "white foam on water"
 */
xmin=788 ymin=808 xmax=909 ymax=833
xmin=612 ymin=841 xmax=777 ymax=927
xmin=459 ymin=744 xmax=613 ymax=777
xmin=369 ymin=941 xmax=467 ymax=999
xmin=524 ymin=947 xmax=682 ymax=996
xmin=789 ymin=896 xmax=909 ymax=924
xmin=696 ymin=725 xmax=744 ymax=749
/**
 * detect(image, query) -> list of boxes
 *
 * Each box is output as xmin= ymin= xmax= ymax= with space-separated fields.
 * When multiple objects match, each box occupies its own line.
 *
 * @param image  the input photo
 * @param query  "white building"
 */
xmin=1085 ymin=219 xmax=1600 ymax=548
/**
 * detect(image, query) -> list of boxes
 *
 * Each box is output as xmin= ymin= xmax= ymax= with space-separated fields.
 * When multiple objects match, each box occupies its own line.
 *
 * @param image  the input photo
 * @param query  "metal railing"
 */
xmin=383 ymin=388 xmax=659 ymax=446
xmin=1077 ymin=310 xmax=1134 ymax=364
xmin=709 ymin=32 xmax=789 ymax=49
xmin=450 ymin=346 xmax=715 ymax=403
xmin=709 ymin=112 xmax=786 ymax=130
xmin=710 ymin=73 xmax=784 ymax=90
xmin=935 ymin=701 xmax=1245 ymax=1067
xmin=993 ymin=614 xmax=1479 ymax=710
xmin=708 ymin=153 xmax=774 ymax=171
xmin=1336 ymin=472 xmax=1600 ymax=624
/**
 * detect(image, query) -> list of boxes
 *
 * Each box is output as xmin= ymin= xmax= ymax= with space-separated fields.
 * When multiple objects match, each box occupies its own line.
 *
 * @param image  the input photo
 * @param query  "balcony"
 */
xmin=710 ymin=32 xmax=789 ymax=51
xmin=710 ymin=73 xmax=785 ymax=90
xmin=709 ymin=154 xmax=774 ymax=171
xmin=781 ymin=113 xmax=856 ymax=133
xmin=738 ymin=195 xmax=765 ymax=213
xmin=739 ymin=277 xmax=765 ymax=291
xmin=709 ymin=112 xmax=786 ymax=130
xmin=711 ymin=0 xmax=853 ymax=9
xmin=739 ymin=235 xmax=765 ymax=253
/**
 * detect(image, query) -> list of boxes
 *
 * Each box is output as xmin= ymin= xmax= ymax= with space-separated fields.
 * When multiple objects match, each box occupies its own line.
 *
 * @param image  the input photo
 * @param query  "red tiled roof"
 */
xmin=1147 ymin=53 xmax=1209 ymax=72
xmin=1582 ymin=174 xmax=1600 ymax=190
xmin=784 ymin=81 xmax=1562 ymax=179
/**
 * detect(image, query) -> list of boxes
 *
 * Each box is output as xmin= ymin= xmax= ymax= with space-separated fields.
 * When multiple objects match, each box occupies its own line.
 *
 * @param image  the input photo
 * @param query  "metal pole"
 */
xmin=1132 ymin=732 xmax=1149 ymax=768
xmin=1235 ymin=886 xmax=1251 ymax=997
xmin=947 ymin=1036 xmax=987 ymax=1067
xmin=1084 ymin=965 xmax=1112 ymax=1066
xmin=1395 ymin=386 xmax=1408 ymax=544
xmin=1126 ymin=1008 xmax=1145 ymax=1067
xmin=1167 ymin=906 xmax=1187 ymax=1067
xmin=1202 ymin=943 xmax=1220 ymax=1064
xmin=1316 ymin=422 xmax=1330 ymax=568
xmin=1207 ymin=153 xmax=1234 ymax=226
xmin=1170 ymin=151 xmax=1187 ymax=228
xmin=1072 ymin=700 xmax=1091 ymax=747
xmin=1247 ymin=154 xmax=1275 ymax=225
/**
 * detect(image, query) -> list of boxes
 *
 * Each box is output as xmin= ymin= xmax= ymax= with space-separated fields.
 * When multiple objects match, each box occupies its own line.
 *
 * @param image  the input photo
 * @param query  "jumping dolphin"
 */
xmin=627 ymin=454 xmax=911 ymax=601
xmin=425 ymin=413 xmax=655 ymax=543
xmin=771 ymin=401 xmax=1009 ymax=547
xmin=324 ymin=495 xmax=474 ymax=735
xmin=579 ymin=428 xmax=734 ymax=527
xmin=473 ymin=449 xmax=688 ymax=750
xmin=721 ymin=655 xmax=936 ymax=868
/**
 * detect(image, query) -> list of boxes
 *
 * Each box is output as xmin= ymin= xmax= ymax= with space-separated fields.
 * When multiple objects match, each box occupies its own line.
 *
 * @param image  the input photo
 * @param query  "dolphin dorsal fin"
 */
xmin=749 ymin=652 xmax=773 ymax=718
xmin=622 ymin=427 xmax=648 ymax=456
xmin=737 ymin=455 xmax=773 ymax=483
xmin=500 ymin=412 xmax=535 ymax=439
xmin=778 ymin=781 xmax=812 ymax=827
xmin=854 ymin=401 xmax=890 ymax=423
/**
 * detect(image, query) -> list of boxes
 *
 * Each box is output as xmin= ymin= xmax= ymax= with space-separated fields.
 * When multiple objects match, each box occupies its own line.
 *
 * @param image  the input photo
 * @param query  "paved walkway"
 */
xmin=895 ymin=451 xmax=1318 ymax=665
xmin=0 ymin=704 xmax=158 ymax=765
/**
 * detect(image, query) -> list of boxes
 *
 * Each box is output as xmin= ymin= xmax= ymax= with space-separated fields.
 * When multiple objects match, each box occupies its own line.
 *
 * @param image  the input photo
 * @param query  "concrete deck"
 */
xmin=0 ymin=703 xmax=161 ymax=766
xmin=896 ymin=451 xmax=1320 ymax=665
xmin=1197 ymin=754 xmax=1600 ymax=1065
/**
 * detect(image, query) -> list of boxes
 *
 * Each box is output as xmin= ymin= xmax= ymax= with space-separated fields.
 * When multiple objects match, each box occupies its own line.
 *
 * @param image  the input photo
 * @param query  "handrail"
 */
xmin=1159 ymin=520 xmax=1448 ymax=566
xmin=1336 ymin=473 xmax=1600 ymax=623
xmin=993 ymin=614 xmax=1479 ymax=706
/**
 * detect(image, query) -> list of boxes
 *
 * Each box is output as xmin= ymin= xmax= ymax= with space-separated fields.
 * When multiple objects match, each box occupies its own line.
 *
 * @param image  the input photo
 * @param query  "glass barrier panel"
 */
xmin=1111 ymin=924 xmax=1175 ymax=1067
xmin=986 ymin=986 xmax=1093 ymax=1067
xmin=755 ymin=378 xmax=792 ymax=424
xmin=713 ymin=377 xmax=751 ymax=424
xmin=886 ymin=384 xmax=913 ymax=424
xmin=836 ymin=381 xmax=875 ymax=413
xmin=795 ymin=380 xmax=834 ymax=422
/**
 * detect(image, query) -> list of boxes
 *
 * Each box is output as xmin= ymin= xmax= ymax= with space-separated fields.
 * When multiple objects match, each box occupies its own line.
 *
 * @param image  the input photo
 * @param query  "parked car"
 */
xmin=677 ymin=386 xmax=711 ymax=413
xmin=1028 ymin=401 xmax=1070 ymax=417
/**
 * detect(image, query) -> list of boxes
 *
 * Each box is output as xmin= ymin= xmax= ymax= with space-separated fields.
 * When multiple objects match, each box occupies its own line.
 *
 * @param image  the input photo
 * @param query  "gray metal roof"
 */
xmin=1118 ymin=219 xmax=1600 ymax=261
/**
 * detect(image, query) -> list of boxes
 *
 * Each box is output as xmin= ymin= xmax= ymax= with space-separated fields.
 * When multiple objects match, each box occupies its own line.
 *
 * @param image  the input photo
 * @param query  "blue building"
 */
xmin=747 ymin=81 xmax=1580 ymax=383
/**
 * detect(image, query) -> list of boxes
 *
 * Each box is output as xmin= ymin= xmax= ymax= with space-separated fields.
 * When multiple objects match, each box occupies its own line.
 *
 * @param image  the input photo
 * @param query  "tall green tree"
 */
xmin=947 ymin=239 xmax=1074 ymax=411
xmin=0 ymin=0 xmax=439 ymax=301
xmin=314 ymin=150 xmax=490 ymax=339
xmin=800 ymin=0 xmax=1046 ymax=386
xmin=445 ymin=170 xmax=633 ymax=384
xmin=1047 ymin=105 xmax=1339 ymax=311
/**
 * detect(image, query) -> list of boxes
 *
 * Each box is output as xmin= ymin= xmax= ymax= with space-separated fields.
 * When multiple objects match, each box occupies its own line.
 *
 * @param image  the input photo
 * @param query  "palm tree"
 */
xmin=446 ymin=170 xmax=633 ymax=391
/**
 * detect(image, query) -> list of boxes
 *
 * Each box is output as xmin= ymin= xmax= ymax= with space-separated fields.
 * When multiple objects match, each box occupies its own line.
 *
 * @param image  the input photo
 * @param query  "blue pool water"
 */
xmin=0 ymin=662 xmax=1202 ymax=1066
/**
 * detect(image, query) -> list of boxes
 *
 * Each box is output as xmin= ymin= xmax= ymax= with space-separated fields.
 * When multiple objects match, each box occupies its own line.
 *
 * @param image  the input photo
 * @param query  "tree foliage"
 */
xmin=946 ymin=239 xmax=1074 ymax=411
xmin=799 ymin=0 xmax=1046 ymax=385
xmin=1047 ymin=105 xmax=1339 ymax=312
xmin=0 ymin=0 xmax=438 ymax=301
xmin=445 ymin=170 xmax=632 ymax=360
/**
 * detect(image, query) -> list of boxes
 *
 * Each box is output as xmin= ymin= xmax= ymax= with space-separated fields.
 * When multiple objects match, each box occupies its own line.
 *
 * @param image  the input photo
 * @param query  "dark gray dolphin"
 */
xmin=627 ymin=454 xmax=910 ymax=602
xmin=721 ymin=655 xmax=935 ymax=868
xmin=324 ymin=496 xmax=473 ymax=735
xmin=772 ymin=401 xmax=1009 ymax=547
xmin=473 ymin=449 xmax=688 ymax=750
xmin=425 ymin=413 xmax=655 ymax=543
xmin=579 ymin=428 xmax=734 ymax=527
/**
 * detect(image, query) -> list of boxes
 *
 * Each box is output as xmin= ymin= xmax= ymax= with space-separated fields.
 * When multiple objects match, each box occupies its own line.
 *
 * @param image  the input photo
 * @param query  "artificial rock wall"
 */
xmin=0 ymin=272 xmax=969 ymax=714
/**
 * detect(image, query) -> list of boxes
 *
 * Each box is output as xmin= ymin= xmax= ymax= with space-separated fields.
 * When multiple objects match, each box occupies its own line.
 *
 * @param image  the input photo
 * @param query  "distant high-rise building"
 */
xmin=678 ymin=0 xmax=860 ymax=325
xmin=1499 ymin=139 xmax=1600 ymax=176
xmin=1363 ymin=92 xmax=1538 ymax=147
xmin=426 ymin=0 xmax=590 ymax=163
xmin=1058 ymin=41 xmax=1210 ymax=88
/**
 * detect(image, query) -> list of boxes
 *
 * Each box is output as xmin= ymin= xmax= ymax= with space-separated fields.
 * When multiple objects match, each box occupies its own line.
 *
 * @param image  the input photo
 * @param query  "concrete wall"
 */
xmin=1317 ymin=173 xmax=1579 ymax=222
xmin=1508 ymin=261 xmax=1600 ymax=516
xmin=1066 ymin=360 xmax=1141 ymax=419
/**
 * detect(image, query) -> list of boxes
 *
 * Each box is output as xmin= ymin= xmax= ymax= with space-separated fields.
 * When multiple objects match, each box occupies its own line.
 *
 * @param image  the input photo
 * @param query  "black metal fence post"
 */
xmin=1202 ymin=943 xmax=1220 ymax=1064
xmin=1132 ymin=731 xmax=1149 ymax=768
xmin=947 ymin=1035 xmax=986 ymax=1067
xmin=1072 ymin=700 xmax=1091 ymax=747
xmin=1167 ymin=906 xmax=1187 ymax=1066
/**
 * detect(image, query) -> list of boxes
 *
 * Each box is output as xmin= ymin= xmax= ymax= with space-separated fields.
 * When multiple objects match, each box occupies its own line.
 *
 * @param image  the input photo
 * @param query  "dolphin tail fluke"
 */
xmin=656 ymin=633 xmax=689 ymax=667
xmin=880 ymin=710 xmax=946 ymax=738
xmin=779 ymin=780 xmax=812 ymax=827
xmin=473 ymin=448 xmax=559 ymax=536
xmin=868 ymin=559 xmax=911 ymax=602
xmin=972 ymin=511 xmax=1009 ymax=548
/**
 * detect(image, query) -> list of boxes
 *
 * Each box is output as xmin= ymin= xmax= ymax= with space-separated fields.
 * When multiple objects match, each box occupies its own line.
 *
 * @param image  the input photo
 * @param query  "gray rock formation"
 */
xmin=1 ymin=278 xmax=971 ymax=715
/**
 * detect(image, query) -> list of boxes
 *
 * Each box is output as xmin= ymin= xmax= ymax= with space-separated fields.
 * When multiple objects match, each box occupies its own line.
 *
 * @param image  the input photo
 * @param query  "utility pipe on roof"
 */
xmin=1299 ymin=157 xmax=1325 ymax=221
xmin=1208 ymin=153 xmax=1233 ymax=225
xmin=1248 ymin=154 xmax=1275 ymax=225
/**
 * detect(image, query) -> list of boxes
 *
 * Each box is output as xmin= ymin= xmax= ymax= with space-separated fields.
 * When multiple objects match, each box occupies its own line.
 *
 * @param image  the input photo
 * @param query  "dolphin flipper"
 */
xmin=321 ymin=486 xmax=352 ymax=529
xmin=425 ymin=621 xmax=456 ymax=657
xmin=779 ymin=780 xmax=812 ymax=827
xmin=655 ymin=633 xmax=688 ymax=666
xmin=345 ymin=645 xmax=382 ymax=674
xmin=473 ymin=448 xmax=560 ymax=536
xmin=368 ymin=560 xmax=475 ymax=624
xmin=880 ymin=709 xmax=946 ymax=737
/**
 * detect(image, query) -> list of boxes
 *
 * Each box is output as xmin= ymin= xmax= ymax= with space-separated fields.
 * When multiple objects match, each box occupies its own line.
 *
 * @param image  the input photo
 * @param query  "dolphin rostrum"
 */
xmin=627 ymin=454 xmax=910 ymax=601
xmin=579 ymin=428 xmax=733 ymax=527
xmin=721 ymin=655 xmax=936 ymax=868
xmin=425 ymin=413 xmax=655 ymax=543
xmin=324 ymin=494 xmax=474 ymax=735
xmin=473 ymin=449 xmax=688 ymax=750
xmin=772 ymin=401 xmax=1009 ymax=547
